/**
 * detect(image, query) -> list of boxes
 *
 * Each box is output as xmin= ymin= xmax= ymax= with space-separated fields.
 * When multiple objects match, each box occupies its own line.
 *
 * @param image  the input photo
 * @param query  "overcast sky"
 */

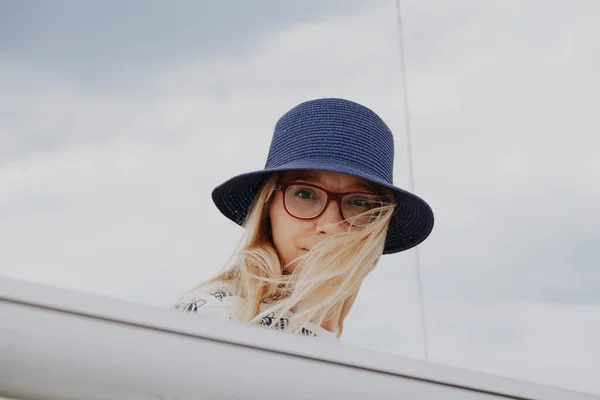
xmin=1 ymin=0 xmax=599 ymax=395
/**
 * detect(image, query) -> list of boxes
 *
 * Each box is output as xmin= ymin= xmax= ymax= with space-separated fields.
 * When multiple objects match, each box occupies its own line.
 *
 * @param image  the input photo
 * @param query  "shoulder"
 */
xmin=257 ymin=307 xmax=339 ymax=341
xmin=297 ymin=322 xmax=339 ymax=341
xmin=174 ymin=281 xmax=239 ymax=316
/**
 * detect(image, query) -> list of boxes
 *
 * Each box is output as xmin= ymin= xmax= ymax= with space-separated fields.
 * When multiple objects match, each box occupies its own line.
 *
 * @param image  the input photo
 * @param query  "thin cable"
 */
xmin=394 ymin=0 xmax=429 ymax=361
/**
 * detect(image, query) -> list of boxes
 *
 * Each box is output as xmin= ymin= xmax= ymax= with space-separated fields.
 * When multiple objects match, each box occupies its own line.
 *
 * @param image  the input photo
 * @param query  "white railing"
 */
xmin=0 ymin=276 xmax=597 ymax=400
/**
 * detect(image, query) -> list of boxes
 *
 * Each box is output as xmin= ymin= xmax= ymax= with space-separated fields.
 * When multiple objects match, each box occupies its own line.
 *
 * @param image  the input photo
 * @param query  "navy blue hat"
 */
xmin=212 ymin=98 xmax=434 ymax=254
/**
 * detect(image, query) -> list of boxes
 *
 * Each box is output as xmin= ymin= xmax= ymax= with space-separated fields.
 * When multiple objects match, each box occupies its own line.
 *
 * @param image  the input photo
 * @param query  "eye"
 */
xmin=294 ymin=188 xmax=319 ymax=200
xmin=348 ymin=196 xmax=376 ymax=208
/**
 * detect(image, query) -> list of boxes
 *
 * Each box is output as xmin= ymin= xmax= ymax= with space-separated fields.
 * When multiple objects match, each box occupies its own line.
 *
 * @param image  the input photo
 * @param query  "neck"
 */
xmin=319 ymin=302 xmax=343 ymax=333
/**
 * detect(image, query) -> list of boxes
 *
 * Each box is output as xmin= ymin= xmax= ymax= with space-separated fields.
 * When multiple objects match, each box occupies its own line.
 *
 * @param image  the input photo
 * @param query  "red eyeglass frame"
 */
xmin=274 ymin=181 xmax=388 ymax=222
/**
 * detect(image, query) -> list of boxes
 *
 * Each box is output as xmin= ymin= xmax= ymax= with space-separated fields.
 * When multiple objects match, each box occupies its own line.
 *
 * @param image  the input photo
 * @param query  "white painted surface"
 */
xmin=1 ymin=277 xmax=597 ymax=400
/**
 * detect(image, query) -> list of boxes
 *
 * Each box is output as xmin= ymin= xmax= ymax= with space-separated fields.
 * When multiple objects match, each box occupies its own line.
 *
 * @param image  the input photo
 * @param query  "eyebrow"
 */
xmin=289 ymin=174 xmax=377 ymax=192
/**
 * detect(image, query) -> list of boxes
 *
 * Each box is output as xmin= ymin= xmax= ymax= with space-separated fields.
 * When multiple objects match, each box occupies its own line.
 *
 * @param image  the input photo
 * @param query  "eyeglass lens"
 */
xmin=284 ymin=184 xmax=383 ymax=226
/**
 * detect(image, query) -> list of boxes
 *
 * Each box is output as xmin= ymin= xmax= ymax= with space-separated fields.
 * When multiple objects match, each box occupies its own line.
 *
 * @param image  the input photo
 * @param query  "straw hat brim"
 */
xmin=212 ymin=159 xmax=434 ymax=254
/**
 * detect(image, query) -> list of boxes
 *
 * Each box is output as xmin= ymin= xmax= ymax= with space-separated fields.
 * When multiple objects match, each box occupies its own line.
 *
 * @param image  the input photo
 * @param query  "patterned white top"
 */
xmin=174 ymin=282 xmax=338 ymax=340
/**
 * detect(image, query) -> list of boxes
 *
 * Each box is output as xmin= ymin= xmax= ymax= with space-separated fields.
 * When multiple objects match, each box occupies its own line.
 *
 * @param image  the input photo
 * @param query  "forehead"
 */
xmin=280 ymin=170 xmax=378 ymax=191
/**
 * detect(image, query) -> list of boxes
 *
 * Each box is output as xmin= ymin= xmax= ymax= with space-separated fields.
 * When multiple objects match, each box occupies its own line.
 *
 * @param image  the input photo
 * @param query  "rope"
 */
xmin=394 ymin=0 xmax=430 ymax=361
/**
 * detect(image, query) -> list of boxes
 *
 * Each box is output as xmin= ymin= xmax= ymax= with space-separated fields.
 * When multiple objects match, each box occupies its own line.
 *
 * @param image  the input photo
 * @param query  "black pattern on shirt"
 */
xmin=175 ymin=298 xmax=206 ymax=312
xmin=259 ymin=313 xmax=318 ymax=337
xmin=210 ymin=289 xmax=235 ymax=302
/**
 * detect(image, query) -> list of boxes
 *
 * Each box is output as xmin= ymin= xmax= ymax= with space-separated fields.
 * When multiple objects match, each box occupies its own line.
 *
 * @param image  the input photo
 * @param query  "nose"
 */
xmin=315 ymin=199 xmax=345 ymax=234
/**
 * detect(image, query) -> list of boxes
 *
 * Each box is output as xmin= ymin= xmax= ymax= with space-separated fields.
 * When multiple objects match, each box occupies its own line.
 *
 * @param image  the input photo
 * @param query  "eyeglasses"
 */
xmin=275 ymin=181 xmax=392 ymax=227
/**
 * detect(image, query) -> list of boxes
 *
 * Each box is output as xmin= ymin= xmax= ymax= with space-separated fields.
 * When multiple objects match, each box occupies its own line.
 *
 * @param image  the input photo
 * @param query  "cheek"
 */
xmin=269 ymin=197 xmax=290 ymax=246
xmin=269 ymin=195 xmax=301 ymax=260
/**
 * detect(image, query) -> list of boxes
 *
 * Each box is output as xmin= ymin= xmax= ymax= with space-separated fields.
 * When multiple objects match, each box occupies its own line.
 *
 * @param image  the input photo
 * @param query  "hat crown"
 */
xmin=265 ymin=98 xmax=395 ymax=183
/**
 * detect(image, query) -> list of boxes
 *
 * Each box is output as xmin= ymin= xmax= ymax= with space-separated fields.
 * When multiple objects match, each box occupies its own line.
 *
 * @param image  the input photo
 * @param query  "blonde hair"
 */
xmin=192 ymin=172 xmax=395 ymax=337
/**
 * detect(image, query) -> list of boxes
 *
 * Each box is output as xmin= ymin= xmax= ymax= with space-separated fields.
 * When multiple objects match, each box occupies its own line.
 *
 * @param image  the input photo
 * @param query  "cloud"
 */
xmin=0 ymin=0 xmax=369 ymax=88
xmin=0 ymin=0 xmax=599 ymax=395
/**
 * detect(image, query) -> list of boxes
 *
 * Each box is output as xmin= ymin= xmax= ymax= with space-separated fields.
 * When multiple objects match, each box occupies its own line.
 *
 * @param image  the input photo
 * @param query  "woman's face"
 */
xmin=269 ymin=170 xmax=378 ymax=271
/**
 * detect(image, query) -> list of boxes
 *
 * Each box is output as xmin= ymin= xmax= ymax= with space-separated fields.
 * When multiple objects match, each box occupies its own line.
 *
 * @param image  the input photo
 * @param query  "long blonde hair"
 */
xmin=194 ymin=172 xmax=395 ymax=337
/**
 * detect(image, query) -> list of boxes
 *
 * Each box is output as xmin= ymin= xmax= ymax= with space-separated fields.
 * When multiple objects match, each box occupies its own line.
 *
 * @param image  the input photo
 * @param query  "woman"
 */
xmin=175 ymin=98 xmax=434 ymax=340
